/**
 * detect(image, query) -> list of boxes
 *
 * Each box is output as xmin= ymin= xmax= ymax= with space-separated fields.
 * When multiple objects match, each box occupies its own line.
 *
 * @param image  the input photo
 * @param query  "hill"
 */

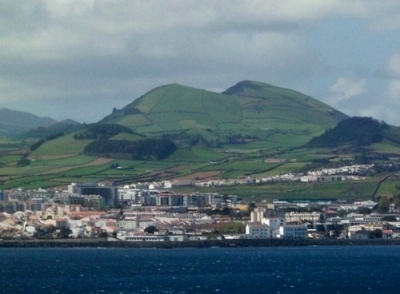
xmin=307 ymin=117 xmax=389 ymax=147
xmin=16 ymin=119 xmax=81 ymax=140
xmin=0 ymin=108 xmax=57 ymax=136
xmin=9 ymin=80 xmax=400 ymax=200
xmin=101 ymin=81 xmax=348 ymax=149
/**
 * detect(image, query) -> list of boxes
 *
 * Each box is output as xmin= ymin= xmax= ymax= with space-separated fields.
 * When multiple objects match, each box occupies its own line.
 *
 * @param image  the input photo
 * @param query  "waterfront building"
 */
xmin=279 ymin=225 xmax=308 ymax=239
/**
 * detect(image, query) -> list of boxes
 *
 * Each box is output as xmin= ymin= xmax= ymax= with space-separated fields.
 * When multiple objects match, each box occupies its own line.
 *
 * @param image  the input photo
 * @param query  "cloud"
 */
xmin=1 ymin=1 xmax=400 ymax=123
xmin=387 ymin=52 xmax=400 ymax=77
xmin=359 ymin=105 xmax=397 ymax=124
xmin=384 ymin=52 xmax=400 ymax=109
xmin=328 ymin=78 xmax=367 ymax=106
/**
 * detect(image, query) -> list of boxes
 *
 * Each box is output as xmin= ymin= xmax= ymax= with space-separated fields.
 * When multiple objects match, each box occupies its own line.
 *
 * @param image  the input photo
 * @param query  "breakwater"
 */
xmin=2 ymin=238 xmax=400 ymax=248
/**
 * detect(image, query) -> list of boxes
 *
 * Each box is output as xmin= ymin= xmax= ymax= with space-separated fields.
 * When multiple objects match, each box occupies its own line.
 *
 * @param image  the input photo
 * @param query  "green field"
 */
xmin=1 ymin=80 xmax=400 ymax=202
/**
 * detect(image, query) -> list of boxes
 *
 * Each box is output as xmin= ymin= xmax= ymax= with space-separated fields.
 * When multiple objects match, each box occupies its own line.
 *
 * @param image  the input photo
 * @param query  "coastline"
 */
xmin=2 ymin=238 xmax=400 ymax=248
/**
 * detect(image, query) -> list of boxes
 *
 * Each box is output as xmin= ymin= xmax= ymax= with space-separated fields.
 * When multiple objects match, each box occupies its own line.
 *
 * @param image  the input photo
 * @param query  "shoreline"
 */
xmin=2 ymin=238 xmax=400 ymax=248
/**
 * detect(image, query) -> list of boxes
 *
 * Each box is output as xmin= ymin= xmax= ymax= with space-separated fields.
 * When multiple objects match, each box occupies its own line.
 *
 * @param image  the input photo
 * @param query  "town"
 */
xmin=1 ymin=165 xmax=399 ymax=242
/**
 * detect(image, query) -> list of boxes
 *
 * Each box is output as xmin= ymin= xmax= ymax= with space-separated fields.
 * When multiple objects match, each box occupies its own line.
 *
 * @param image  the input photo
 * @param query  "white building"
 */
xmin=250 ymin=207 xmax=265 ymax=222
xmin=279 ymin=224 xmax=308 ymax=239
xmin=245 ymin=223 xmax=271 ymax=238
xmin=244 ymin=217 xmax=307 ymax=239
xmin=285 ymin=211 xmax=320 ymax=223
xmin=117 ymin=231 xmax=188 ymax=242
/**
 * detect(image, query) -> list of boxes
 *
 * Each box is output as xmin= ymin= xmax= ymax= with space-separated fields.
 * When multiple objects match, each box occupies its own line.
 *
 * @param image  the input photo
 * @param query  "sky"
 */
xmin=1 ymin=1 xmax=400 ymax=125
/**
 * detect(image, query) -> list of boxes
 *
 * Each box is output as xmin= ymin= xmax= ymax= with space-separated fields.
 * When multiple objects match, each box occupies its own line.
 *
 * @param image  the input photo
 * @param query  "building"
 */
xmin=0 ymin=190 xmax=7 ymax=201
xmin=117 ymin=186 xmax=141 ymax=204
xmin=244 ymin=216 xmax=308 ymax=239
xmin=68 ymin=183 xmax=116 ymax=206
xmin=245 ymin=223 xmax=271 ymax=238
xmin=117 ymin=231 xmax=188 ymax=242
xmin=279 ymin=224 xmax=308 ymax=239
xmin=285 ymin=211 xmax=321 ymax=223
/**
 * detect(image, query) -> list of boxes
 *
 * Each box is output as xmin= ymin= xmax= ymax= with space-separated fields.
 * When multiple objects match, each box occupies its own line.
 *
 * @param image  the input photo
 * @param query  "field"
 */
xmin=1 ymin=81 xmax=400 ymax=201
xmin=0 ymin=136 xmax=399 ymax=201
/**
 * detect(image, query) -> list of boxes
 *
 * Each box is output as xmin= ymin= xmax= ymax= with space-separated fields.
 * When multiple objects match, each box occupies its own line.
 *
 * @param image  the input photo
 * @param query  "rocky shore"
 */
xmin=2 ymin=238 xmax=400 ymax=248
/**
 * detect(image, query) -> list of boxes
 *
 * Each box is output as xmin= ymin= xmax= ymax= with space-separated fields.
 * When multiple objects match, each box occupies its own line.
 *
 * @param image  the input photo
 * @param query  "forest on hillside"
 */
xmin=84 ymin=138 xmax=177 ymax=160
xmin=307 ymin=117 xmax=388 ymax=147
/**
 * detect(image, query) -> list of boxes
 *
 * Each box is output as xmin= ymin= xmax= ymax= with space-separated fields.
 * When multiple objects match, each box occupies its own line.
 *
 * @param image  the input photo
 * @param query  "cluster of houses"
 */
xmin=116 ymin=164 xmax=373 ymax=188
xmin=1 ymin=178 xmax=400 ymax=242
xmin=5 ymin=199 xmax=399 ymax=241
xmin=191 ymin=164 xmax=372 ymax=187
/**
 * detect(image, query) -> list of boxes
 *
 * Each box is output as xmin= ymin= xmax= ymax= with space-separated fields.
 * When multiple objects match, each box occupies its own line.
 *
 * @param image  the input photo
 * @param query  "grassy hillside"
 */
xmin=102 ymin=81 xmax=348 ymax=150
xmin=2 ymin=80 xmax=400 ymax=201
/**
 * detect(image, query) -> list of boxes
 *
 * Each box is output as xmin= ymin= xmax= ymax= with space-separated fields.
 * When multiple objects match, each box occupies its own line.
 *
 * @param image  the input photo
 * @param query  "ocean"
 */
xmin=0 ymin=245 xmax=399 ymax=293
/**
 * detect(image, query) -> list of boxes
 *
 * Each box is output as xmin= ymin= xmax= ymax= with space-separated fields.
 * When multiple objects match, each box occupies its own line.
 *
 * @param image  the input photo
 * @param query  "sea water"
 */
xmin=0 ymin=245 xmax=399 ymax=293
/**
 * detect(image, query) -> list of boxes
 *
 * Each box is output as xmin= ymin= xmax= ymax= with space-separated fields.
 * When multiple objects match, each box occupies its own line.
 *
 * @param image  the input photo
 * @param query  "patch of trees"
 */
xmin=381 ymin=216 xmax=397 ymax=222
xmin=161 ymin=132 xmax=258 ymax=148
xmin=374 ymin=163 xmax=400 ymax=173
xmin=220 ymin=222 xmax=245 ymax=234
xmin=16 ymin=154 xmax=31 ymax=167
xmin=84 ymin=138 xmax=177 ymax=160
xmin=225 ymin=134 xmax=260 ymax=144
xmin=74 ymin=124 xmax=133 ymax=140
xmin=144 ymin=225 xmax=157 ymax=234
xmin=109 ymin=163 xmax=120 ymax=169
xmin=161 ymin=133 xmax=223 ymax=148
xmin=307 ymin=117 xmax=388 ymax=148
xmin=101 ymin=107 xmax=141 ymax=121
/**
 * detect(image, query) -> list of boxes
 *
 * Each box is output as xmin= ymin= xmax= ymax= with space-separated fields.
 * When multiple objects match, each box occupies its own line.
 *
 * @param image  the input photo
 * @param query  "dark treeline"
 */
xmin=84 ymin=138 xmax=177 ymax=160
xmin=30 ymin=132 xmax=64 ymax=151
xmin=101 ymin=107 xmax=141 ymax=122
xmin=74 ymin=124 xmax=134 ymax=140
xmin=307 ymin=117 xmax=388 ymax=148
xmin=161 ymin=133 xmax=223 ymax=148
xmin=161 ymin=132 xmax=258 ymax=148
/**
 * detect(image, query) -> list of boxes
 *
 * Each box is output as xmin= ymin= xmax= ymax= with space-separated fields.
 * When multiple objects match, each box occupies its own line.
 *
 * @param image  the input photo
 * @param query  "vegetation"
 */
xmin=144 ymin=225 xmax=157 ymax=234
xmin=30 ymin=132 xmax=64 ymax=151
xmin=101 ymin=81 xmax=347 ymax=150
xmin=74 ymin=124 xmax=134 ymax=140
xmin=2 ymin=81 xmax=400 ymax=203
xmin=16 ymin=155 xmax=31 ymax=167
xmin=307 ymin=117 xmax=388 ymax=147
xmin=84 ymin=138 xmax=177 ymax=160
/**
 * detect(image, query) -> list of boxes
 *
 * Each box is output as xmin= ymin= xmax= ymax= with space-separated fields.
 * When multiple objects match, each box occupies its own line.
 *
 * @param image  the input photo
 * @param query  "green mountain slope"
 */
xmin=223 ymin=81 xmax=347 ymax=124
xmin=101 ymin=81 xmax=348 ymax=148
xmin=2 ymin=81 xmax=362 ymax=191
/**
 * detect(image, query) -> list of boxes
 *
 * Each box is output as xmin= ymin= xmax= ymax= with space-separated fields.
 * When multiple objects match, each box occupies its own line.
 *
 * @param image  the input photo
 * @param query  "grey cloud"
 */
xmin=1 ymin=0 xmax=400 ymax=124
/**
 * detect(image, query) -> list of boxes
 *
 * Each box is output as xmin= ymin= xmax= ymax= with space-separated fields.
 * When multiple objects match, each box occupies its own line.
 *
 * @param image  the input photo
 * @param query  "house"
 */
xmin=382 ymin=229 xmax=393 ymax=239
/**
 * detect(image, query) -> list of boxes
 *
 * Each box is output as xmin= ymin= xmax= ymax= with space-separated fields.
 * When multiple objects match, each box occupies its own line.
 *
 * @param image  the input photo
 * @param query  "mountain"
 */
xmin=16 ymin=119 xmax=82 ymax=140
xmin=307 ymin=116 xmax=400 ymax=148
xmin=307 ymin=117 xmax=388 ymax=147
xmin=100 ymin=81 xmax=348 ymax=148
xmin=0 ymin=108 xmax=57 ymax=136
xmin=4 ymin=81 xmax=400 ymax=196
